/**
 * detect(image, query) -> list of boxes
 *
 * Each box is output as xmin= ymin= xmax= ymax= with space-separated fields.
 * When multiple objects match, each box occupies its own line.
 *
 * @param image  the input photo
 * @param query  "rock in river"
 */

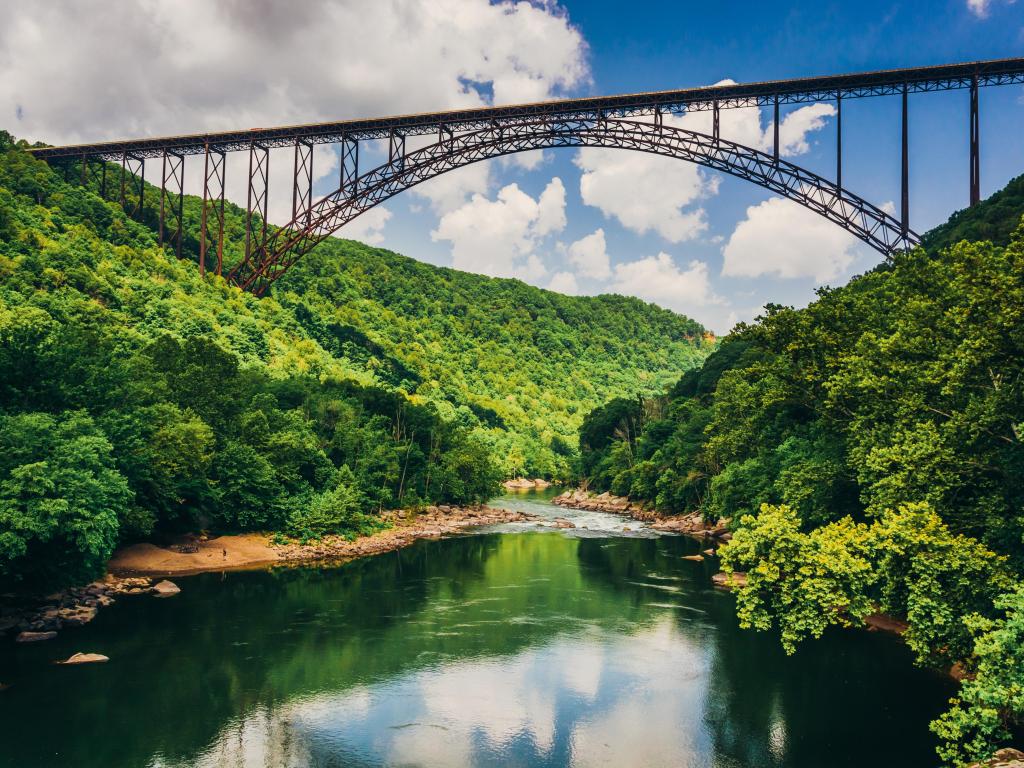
xmin=969 ymin=749 xmax=1024 ymax=768
xmin=152 ymin=580 xmax=181 ymax=597
xmin=59 ymin=652 xmax=109 ymax=665
xmin=16 ymin=631 xmax=57 ymax=643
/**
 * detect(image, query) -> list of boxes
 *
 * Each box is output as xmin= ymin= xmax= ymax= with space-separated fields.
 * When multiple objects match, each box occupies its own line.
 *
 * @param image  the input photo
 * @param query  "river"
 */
xmin=0 ymin=488 xmax=954 ymax=767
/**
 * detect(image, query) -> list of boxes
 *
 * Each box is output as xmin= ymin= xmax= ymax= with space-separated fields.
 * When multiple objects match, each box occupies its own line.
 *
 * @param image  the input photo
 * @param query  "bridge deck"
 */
xmin=27 ymin=58 xmax=1024 ymax=161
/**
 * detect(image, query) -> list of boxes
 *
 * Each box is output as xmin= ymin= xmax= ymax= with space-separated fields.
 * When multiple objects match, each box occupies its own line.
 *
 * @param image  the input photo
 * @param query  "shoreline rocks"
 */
xmin=503 ymin=478 xmax=553 ymax=490
xmin=58 ymin=652 xmax=109 ymax=665
xmin=273 ymin=505 xmax=535 ymax=565
xmin=152 ymin=580 xmax=181 ymax=597
xmin=969 ymin=749 xmax=1024 ymax=768
xmin=711 ymin=571 xmax=748 ymax=589
xmin=554 ymin=489 xmax=730 ymax=540
xmin=2 ymin=576 xmax=170 ymax=644
xmin=4 ymin=506 xmax=533 ymax=645
xmin=15 ymin=630 xmax=57 ymax=643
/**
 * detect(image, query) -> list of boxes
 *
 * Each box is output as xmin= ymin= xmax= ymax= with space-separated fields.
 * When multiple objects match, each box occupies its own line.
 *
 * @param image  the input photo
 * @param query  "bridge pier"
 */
xmin=388 ymin=130 xmax=405 ymax=171
xmin=339 ymin=137 xmax=359 ymax=194
xmin=292 ymin=138 xmax=314 ymax=226
xmin=119 ymin=153 xmax=146 ymax=221
xmin=970 ymin=74 xmax=980 ymax=206
xmin=901 ymin=84 xmax=909 ymax=236
xmin=159 ymin=150 xmax=185 ymax=260
xmin=836 ymin=94 xmax=842 ymax=190
xmin=200 ymin=144 xmax=226 ymax=277
xmin=244 ymin=142 xmax=270 ymax=266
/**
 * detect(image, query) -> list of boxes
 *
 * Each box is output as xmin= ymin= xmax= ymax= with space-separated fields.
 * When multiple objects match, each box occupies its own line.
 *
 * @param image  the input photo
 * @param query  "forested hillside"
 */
xmin=0 ymin=132 xmax=707 ymax=591
xmin=577 ymin=184 xmax=1024 ymax=766
xmin=278 ymin=243 xmax=709 ymax=478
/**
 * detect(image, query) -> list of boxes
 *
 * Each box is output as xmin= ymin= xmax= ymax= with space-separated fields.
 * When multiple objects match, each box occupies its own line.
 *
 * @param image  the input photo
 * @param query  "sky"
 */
xmin=1 ymin=0 xmax=1023 ymax=332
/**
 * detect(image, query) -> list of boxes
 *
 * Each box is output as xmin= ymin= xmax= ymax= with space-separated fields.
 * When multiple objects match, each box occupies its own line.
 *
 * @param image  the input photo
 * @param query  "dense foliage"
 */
xmin=0 ymin=131 xmax=706 ymax=590
xmin=22 ymin=139 xmax=709 ymax=480
xmin=578 ymin=189 xmax=1024 ymax=764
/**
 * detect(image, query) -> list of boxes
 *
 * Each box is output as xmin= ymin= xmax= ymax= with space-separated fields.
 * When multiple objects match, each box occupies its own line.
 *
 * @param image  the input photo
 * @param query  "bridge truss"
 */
xmin=29 ymin=57 xmax=1024 ymax=294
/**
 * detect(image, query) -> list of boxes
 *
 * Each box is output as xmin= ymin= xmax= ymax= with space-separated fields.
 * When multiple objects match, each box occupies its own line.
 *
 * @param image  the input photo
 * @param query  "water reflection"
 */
xmin=0 ymin=526 xmax=953 ymax=768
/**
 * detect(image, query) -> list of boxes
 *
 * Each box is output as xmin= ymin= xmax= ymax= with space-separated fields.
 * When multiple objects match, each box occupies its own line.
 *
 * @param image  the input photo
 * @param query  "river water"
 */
xmin=0 ymin=489 xmax=954 ymax=767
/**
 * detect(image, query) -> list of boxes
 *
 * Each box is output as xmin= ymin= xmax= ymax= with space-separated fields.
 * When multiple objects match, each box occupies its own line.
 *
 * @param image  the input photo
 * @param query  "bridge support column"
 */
xmin=292 ymin=138 xmax=314 ymax=225
xmin=244 ymin=142 xmax=270 ymax=265
xmin=200 ymin=144 xmax=226 ymax=277
xmin=159 ymin=150 xmax=185 ymax=260
xmin=836 ymin=93 xmax=843 ymax=189
xmin=388 ymin=130 xmax=405 ymax=171
xmin=970 ymin=75 xmax=980 ymax=206
xmin=773 ymin=96 xmax=779 ymax=161
xmin=339 ymin=137 xmax=359 ymax=194
xmin=713 ymin=100 xmax=720 ymax=142
xmin=901 ymin=84 xmax=909 ymax=236
xmin=120 ymin=153 xmax=146 ymax=221
xmin=78 ymin=154 xmax=105 ymax=196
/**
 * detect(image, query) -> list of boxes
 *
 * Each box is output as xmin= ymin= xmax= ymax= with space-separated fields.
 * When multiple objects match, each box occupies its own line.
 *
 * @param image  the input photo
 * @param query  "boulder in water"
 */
xmin=59 ymin=652 xmax=109 ymax=665
xmin=16 ymin=631 xmax=57 ymax=643
xmin=968 ymin=749 xmax=1024 ymax=768
xmin=152 ymin=580 xmax=181 ymax=597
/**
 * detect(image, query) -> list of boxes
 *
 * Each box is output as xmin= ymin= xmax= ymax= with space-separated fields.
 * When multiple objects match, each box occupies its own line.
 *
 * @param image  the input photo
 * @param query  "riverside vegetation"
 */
xmin=576 ymin=173 xmax=1024 ymax=766
xmin=0 ymin=130 xmax=708 ymax=593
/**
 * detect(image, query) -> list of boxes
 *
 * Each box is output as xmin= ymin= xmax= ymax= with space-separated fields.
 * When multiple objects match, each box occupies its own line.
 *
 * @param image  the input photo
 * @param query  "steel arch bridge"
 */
xmin=29 ymin=57 xmax=1024 ymax=295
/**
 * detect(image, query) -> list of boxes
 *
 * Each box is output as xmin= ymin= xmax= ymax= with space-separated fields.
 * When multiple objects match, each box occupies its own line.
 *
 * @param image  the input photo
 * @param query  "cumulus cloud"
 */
xmin=548 ymin=271 xmax=579 ymax=295
xmin=721 ymin=196 xmax=863 ymax=282
xmin=575 ymin=140 xmax=714 ymax=243
xmin=430 ymin=178 xmax=566 ymax=280
xmin=567 ymin=228 xmax=612 ymax=279
xmin=0 ymin=0 xmax=589 ymax=223
xmin=610 ymin=253 xmax=723 ymax=312
xmin=338 ymin=206 xmax=391 ymax=245
xmin=966 ymin=0 xmax=1017 ymax=17
xmin=574 ymin=97 xmax=835 ymax=245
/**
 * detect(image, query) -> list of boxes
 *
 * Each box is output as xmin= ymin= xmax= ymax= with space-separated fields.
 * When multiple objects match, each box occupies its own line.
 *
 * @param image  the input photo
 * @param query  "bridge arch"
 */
xmin=232 ymin=118 xmax=920 ymax=294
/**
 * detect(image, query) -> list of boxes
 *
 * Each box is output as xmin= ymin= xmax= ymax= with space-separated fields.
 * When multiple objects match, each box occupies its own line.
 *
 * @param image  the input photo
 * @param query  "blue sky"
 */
xmin=2 ymin=0 xmax=1023 ymax=331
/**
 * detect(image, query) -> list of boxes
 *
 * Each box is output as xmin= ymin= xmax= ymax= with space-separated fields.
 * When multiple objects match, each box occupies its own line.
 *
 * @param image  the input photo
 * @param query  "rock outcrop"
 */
xmin=152 ymin=580 xmax=181 ymax=597
xmin=503 ymin=478 xmax=553 ymax=490
xmin=59 ymin=652 xmax=109 ymax=665
xmin=15 ymin=631 xmax=57 ymax=643
xmin=554 ymin=489 xmax=730 ymax=540
xmin=970 ymin=749 xmax=1024 ymax=768
xmin=711 ymin=571 xmax=748 ymax=589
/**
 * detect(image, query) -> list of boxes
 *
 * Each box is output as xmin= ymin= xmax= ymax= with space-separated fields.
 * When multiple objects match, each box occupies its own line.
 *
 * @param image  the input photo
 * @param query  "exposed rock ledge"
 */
xmin=3 ymin=505 xmax=532 ymax=645
xmin=553 ymin=489 xmax=731 ymax=539
xmin=503 ymin=478 xmax=553 ymax=490
xmin=970 ymin=749 xmax=1024 ymax=768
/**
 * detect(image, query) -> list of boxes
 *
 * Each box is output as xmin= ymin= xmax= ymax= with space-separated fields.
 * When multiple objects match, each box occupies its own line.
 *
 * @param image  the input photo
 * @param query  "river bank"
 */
xmin=1 ymin=505 xmax=533 ymax=644
xmin=553 ymin=488 xmax=732 ymax=539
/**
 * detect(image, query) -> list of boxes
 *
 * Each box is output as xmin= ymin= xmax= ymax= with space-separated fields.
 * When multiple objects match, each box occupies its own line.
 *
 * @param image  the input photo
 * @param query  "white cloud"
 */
xmin=535 ymin=177 xmax=567 ymax=236
xmin=548 ymin=271 xmax=579 ymax=295
xmin=575 ymin=142 xmax=714 ymax=243
xmin=0 ymin=0 xmax=588 ymax=221
xmin=574 ymin=97 xmax=835 ymax=245
xmin=567 ymin=228 xmax=612 ymax=279
xmin=611 ymin=253 xmax=723 ymax=312
xmin=338 ymin=206 xmax=391 ymax=245
xmin=722 ymin=196 xmax=863 ymax=282
xmin=430 ymin=178 xmax=566 ymax=280
xmin=966 ymin=0 xmax=1017 ymax=16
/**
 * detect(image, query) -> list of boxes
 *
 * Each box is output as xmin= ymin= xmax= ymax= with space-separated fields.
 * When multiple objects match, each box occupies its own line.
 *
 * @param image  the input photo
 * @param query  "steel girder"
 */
xmin=200 ymin=144 xmax=227 ymax=277
xmin=26 ymin=58 xmax=1024 ymax=162
xmin=159 ymin=150 xmax=185 ymax=259
xmin=231 ymin=118 xmax=918 ymax=295
xmin=119 ymin=153 xmax=146 ymax=220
